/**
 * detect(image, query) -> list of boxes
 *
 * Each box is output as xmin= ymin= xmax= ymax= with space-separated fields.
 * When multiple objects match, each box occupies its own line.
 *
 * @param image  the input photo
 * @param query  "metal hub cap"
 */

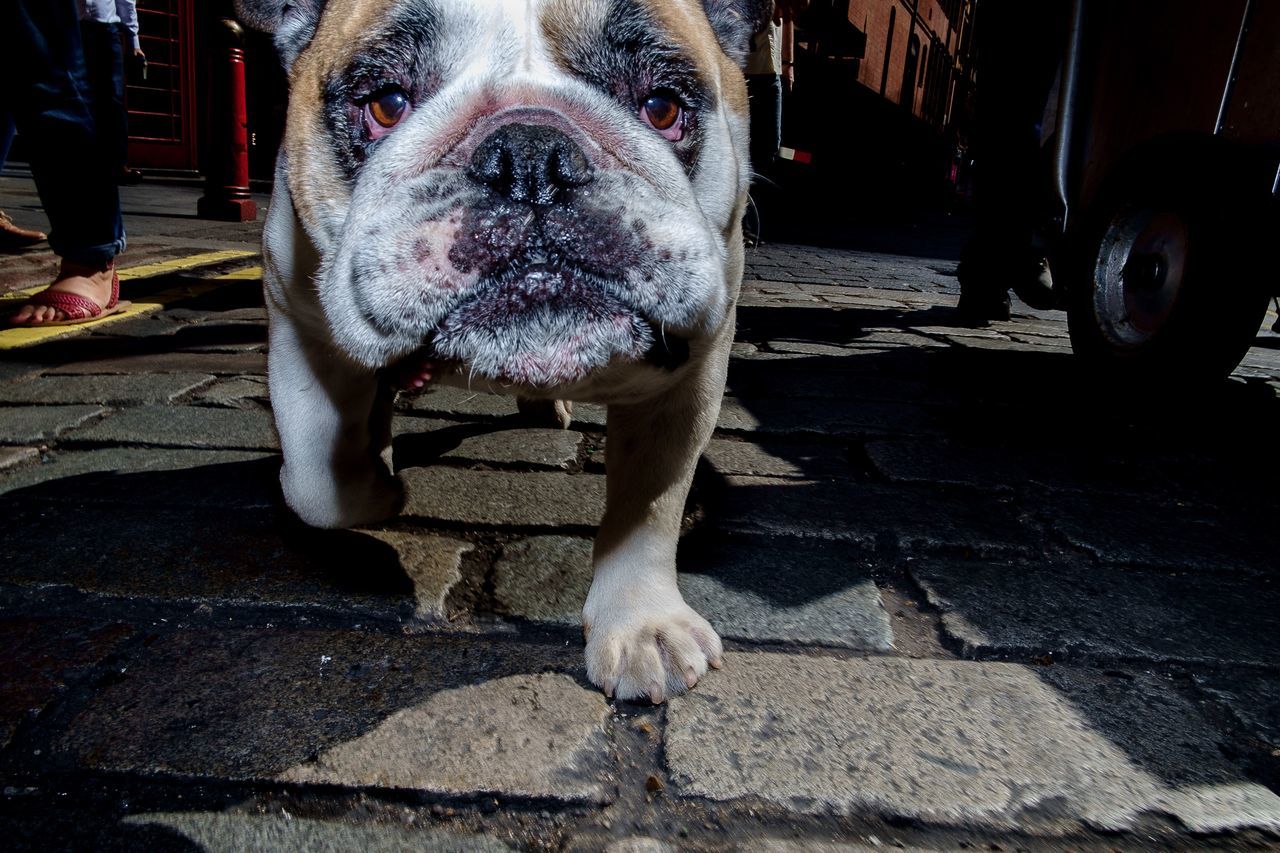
xmin=1092 ymin=206 xmax=1189 ymax=349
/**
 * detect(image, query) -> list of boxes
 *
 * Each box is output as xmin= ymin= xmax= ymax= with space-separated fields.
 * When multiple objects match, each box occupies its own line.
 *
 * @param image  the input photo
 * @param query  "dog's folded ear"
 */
xmin=234 ymin=0 xmax=327 ymax=71
xmin=702 ymin=0 xmax=775 ymax=66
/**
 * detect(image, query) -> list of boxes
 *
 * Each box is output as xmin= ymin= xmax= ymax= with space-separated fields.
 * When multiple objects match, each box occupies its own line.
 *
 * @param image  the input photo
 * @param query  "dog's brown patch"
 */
xmin=284 ymin=0 xmax=401 ymax=227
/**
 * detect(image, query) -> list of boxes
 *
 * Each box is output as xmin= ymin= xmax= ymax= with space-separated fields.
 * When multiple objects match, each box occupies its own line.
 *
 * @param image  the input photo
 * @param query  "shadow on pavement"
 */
xmin=1 ymin=273 xmax=1277 ymax=836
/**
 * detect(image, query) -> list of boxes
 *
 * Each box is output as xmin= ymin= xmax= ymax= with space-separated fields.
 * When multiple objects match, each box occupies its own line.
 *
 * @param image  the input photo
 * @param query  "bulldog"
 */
xmin=235 ymin=0 xmax=769 ymax=702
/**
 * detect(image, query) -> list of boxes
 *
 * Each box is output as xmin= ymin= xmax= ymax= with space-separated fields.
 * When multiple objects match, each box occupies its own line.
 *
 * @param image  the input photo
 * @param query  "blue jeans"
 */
xmin=80 ymin=20 xmax=130 ymax=173
xmin=0 ymin=0 xmax=125 ymax=266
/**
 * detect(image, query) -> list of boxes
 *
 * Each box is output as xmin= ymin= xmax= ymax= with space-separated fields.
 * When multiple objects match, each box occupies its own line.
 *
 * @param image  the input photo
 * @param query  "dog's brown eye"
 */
xmin=369 ymin=89 xmax=409 ymax=128
xmin=363 ymin=88 xmax=411 ymax=140
xmin=640 ymin=92 xmax=685 ymax=141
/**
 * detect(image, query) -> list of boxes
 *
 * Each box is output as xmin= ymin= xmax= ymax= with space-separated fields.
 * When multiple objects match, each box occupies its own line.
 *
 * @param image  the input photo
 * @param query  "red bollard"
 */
xmin=198 ymin=18 xmax=258 ymax=222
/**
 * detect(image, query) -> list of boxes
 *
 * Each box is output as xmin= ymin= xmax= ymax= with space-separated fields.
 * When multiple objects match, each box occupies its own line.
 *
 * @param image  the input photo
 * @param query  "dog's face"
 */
xmin=241 ymin=0 xmax=767 ymax=395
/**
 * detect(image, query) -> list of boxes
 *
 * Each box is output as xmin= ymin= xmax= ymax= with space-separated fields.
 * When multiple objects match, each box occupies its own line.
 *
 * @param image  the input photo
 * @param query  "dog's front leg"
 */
xmin=583 ymin=318 xmax=733 ymax=703
xmin=268 ymin=306 xmax=401 ymax=529
xmin=263 ymin=186 xmax=402 ymax=530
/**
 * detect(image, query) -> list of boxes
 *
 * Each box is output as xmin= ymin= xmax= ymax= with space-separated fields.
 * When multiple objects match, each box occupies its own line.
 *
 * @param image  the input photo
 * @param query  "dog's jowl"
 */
xmin=236 ymin=0 xmax=771 ymax=702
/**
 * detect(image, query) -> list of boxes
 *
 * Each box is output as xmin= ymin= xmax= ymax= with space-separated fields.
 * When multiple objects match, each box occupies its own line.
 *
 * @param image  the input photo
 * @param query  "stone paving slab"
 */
xmin=195 ymin=375 xmax=270 ymax=406
xmin=702 ymin=439 xmax=850 ymax=479
xmin=91 ymin=313 xmax=192 ymax=340
xmin=718 ymin=477 xmax=1034 ymax=553
xmin=909 ymin=557 xmax=1280 ymax=667
xmin=45 ymin=351 xmax=267 ymax=376
xmin=2 ymin=216 xmax=1277 ymax=851
xmin=0 ymin=618 xmax=135 ymax=749
xmin=715 ymin=398 xmax=937 ymax=437
xmin=1037 ymin=665 xmax=1280 ymax=800
xmin=165 ymin=306 xmax=269 ymax=324
xmin=865 ymin=439 xmax=1177 ymax=495
xmin=402 ymin=386 xmax=935 ymax=438
xmin=393 ymin=420 xmax=582 ymax=470
xmin=0 ymin=446 xmax=37 ymax=470
xmin=491 ymin=536 xmax=593 ymax=624
xmin=1043 ymin=491 xmax=1273 ymax=573
xmin=0 ymin=373 xmax=214 ymax=405
xmin=665 ymin=652 xmax=1280 ymax=834
xmin=0 ymin=405 xmax=105 ymax=444
xmin=817 ymin=293 xmax=915 ymax=309
xmin=283 ymin=673 xmax=611 ymax=802
xmin=745 ymin=843 xmax=940 ymax=853
xmin=737 ymin=292 xmax=819 ymax=309
xmin=47 ymin=630 xmax=608 ymax=800
xmin=400 ymin=387 xmax=522 ymax=419
xmin=442 ymin=428 xmax=581 ymax=469
xmin=1006 ymin=333 xmax=1075 ymax=351
xmin=122 ymin=813 xmax=514 ymax=852
xmin=0 ymin=501 xmax=442 ymax=618
xmin=727 ymin=365 xmax=943 ymax=405
xmin=492 ymin=534 xmax=893 ymax=650
xmin=66 ymin=405 xmax=279 ymax=450
xmin=678 ymin=535 xmax=892 ymax=649
xmin=1193 ymin=672 xmax=1280 ymax=749
xmin=401 ymin=467 xmax=605 ymax=528
xmin=361 ymin=530 xmax=472 ymax=620
xmin=0 ymin=447 xmax=274 ymax=502
xmin=725 ymin=343 xmax=810 ymax=360
xmin=766 ymin=341 xmax=865 ymax=357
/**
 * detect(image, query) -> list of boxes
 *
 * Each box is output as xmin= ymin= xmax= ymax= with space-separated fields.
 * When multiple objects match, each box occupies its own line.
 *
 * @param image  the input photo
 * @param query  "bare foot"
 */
xmin=9 ymin=260 xmax=116 ymax=325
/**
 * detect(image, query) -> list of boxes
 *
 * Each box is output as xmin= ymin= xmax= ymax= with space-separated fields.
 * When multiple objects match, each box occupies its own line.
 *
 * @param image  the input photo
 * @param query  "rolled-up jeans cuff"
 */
xmin=54 ymin=233 xmax=126 ymax=268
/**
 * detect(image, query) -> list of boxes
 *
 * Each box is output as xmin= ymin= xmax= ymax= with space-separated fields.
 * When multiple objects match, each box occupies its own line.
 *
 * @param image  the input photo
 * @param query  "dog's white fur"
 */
xmin=241 ymin=0 xmax=762 ymax=702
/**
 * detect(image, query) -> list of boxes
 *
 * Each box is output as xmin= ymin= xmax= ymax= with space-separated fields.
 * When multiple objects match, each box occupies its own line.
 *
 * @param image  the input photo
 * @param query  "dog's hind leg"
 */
xmin=516 ymin=397 xmax=574 ymax=429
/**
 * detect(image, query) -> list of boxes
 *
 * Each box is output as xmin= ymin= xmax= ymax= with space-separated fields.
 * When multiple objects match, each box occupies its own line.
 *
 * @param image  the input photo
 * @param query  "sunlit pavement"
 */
xmin=2 ymin=173 xmax=1279 ymax=851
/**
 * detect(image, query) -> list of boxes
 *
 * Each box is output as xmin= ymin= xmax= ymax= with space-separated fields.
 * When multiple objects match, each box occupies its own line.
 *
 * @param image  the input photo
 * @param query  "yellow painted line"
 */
xmin=0 ymin=264 xmax=263 ymax=350
xmin=3 ymin=249 xmax=258 ymax=299
xmin=209 ymin=266 xmax=267 ymax=281
xmin=117 ymin=249 xmax=259 ymax=280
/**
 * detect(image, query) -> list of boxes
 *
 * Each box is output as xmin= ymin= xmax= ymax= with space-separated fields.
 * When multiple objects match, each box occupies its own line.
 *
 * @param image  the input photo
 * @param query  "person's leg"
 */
xmin=744 ymin=73 xmax=782 ymax=243
xmin=0 ymin=112 xmax=48 ymax=249
xmin=745 ymin=73 xmax=781 ymax=177
xmin=80 ymin=20 xmax=134 ymax=180
xmin=2 ymin=0 xmax=126 ymax=323
xmin=0 ymin=114 xmax=13 ymax=168
xmin=957 ymin=0 xmax=1068 ymax=322
xmin=79 ymin=21 xmax=126 ymax=174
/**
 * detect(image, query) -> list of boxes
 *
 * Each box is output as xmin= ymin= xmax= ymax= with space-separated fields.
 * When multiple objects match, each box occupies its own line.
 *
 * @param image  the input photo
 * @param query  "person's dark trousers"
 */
xmin=0 ymin=0 xmax=124 ymax=267
xmin=957 ymin=0 xmax=1068 ymax=321
xmin=79 ymin=20 xmax=130 ymax=174
xmin=0 ymin=115 xmax=14 ymax=168
xmin=746 ymin=73 xmax=782 ymax=177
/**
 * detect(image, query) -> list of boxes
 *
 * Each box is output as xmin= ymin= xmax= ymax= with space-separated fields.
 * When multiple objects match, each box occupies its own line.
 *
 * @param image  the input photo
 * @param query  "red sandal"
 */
xmin=9 ymin=268 xmax=131 ymax=327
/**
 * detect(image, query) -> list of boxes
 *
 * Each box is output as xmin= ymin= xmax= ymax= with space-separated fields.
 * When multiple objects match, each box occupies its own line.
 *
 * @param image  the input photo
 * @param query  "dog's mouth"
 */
xmin=392 ymin=258 xmax=689 ymax=390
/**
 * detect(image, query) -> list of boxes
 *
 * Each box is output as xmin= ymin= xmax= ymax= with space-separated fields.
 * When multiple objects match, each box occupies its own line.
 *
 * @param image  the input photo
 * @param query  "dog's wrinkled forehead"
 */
xmin=237 ymin=0 xmax=767 ymax=71
xmin=235 ymin=0 xmax=769 ymax=228
xmin=238 ymin=0 xmax=766 ymax=136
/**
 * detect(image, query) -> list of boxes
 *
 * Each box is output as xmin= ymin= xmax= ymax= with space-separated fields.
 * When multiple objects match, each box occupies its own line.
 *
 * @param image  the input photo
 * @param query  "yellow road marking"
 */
xmin=2 ymin=249 xmax=258 ymax=300
xmin=0 ymin=260 xmax=263 ymax=350
xmin=118 ymin=249 xmax=259 ymax=280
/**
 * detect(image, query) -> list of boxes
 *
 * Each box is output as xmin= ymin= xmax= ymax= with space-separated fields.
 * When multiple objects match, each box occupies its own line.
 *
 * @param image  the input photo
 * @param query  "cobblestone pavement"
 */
xmin=2 ymin=176 xmax=1280 ymax=851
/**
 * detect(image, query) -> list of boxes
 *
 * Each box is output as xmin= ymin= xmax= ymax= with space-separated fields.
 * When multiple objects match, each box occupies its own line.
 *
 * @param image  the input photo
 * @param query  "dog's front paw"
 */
xmin=583 ymin=597 xmax=723 ymax=703
xmin=281 ymin=464 xmax=404 ymax=529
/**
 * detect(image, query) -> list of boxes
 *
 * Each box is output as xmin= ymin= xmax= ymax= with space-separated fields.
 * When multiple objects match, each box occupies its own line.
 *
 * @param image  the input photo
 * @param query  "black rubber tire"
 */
xmin=1065 ymin=165 xmax=1270 ymax=384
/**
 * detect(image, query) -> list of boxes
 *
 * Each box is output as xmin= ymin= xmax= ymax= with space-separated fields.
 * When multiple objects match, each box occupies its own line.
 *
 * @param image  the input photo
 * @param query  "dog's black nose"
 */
xmin=467 ymin=123 xmax=593 ymax=205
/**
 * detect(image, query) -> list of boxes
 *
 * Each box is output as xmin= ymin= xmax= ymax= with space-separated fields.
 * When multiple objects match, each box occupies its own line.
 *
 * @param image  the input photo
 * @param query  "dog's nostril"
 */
xmin=467 ymin=123 xmax=593 ymax=205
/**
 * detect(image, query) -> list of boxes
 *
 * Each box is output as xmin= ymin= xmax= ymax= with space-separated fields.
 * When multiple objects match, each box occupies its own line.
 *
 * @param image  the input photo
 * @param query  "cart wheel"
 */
xmin=1066 ymin=177 xmax=1269 ymax=383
